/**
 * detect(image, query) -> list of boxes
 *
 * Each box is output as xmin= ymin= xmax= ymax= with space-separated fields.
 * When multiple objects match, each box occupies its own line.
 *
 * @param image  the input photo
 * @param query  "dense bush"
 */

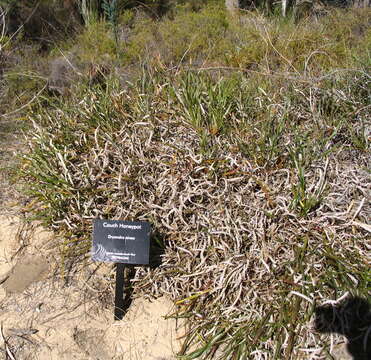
xmin=123 ymin=6 xmax=370 ymax=69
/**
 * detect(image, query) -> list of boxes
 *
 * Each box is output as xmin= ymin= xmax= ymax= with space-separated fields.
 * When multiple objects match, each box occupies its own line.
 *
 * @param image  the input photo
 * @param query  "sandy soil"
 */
xmin=0 ymin=215 xmax=184 ymax=359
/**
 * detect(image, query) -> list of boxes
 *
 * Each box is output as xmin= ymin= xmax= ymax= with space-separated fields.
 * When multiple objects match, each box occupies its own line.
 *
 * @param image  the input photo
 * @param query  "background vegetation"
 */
xmin=1 ymin=1 xmax=370 ymax=359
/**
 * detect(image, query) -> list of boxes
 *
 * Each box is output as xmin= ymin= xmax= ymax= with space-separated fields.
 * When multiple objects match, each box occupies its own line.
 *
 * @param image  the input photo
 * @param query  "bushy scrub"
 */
xmin=74 ymin=21 xmax=117 ymax=62
xmin=123 ymin=6 xmax=370 ymax=72
xmin=225 ymin=8 xmax=370 ymax=71
xmin=125 ymin=4 xmax=229 ymax=65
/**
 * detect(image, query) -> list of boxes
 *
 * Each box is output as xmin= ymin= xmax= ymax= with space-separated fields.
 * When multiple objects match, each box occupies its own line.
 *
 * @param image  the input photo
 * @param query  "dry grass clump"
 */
xmin=20 ymin=60 xmax=370 ymax=358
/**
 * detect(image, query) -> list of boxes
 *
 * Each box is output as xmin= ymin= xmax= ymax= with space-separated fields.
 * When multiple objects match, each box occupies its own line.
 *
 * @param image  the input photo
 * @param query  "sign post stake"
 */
xmin=114 ymin=263 xmax=125 ymax=321
xmin=92 ymin=219 xmax=151 ymax=320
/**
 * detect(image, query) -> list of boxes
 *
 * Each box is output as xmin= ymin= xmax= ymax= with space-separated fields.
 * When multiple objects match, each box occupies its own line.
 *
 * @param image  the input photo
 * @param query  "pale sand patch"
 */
xmin=331 ymin=343 xmax=353 ymax=360
xmin=106 ymin=296 xmax=183 ymax=360
xmin=0 ymin=216 xmax=19 ymax=272
xmin=0 ymin=215 xmax=20 ymax=300
xmin=0 ymin=215 xmax=54 ymax=299
xmin=1 ymin=290 xmax=183 ymax=360
xmin=0 ymin=217 xmax=184 ymax=359
xmin=2 ymin=255 xmax=49 ymax=294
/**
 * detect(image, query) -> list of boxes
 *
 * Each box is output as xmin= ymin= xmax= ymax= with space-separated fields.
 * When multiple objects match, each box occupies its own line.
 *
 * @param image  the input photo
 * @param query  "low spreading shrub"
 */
xmin=21 ymin=64 xmax=369 ymax=358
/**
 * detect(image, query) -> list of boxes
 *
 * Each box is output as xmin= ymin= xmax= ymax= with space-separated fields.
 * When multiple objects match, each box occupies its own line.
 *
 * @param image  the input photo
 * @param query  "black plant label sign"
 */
xmin=92 ymin=220 xmax=151 ymax=265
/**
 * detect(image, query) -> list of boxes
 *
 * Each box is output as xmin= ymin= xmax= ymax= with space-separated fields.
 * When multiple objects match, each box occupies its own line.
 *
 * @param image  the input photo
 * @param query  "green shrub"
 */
xmin=74 ymin=20 xmax=117 ymax=62
xmin=125 ymin=4 xmax=229 ymax=65
xmin=123 ymin=6 xmax=370 ymax=72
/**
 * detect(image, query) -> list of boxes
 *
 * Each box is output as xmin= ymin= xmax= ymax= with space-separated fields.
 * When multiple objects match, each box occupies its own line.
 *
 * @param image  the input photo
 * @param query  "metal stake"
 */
xmin=114 ymin=263 xmax=125 ymax=320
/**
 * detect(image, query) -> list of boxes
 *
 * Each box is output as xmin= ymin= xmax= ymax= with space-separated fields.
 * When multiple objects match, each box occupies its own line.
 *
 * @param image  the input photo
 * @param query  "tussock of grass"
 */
xmin=16 ymin=5 xmax=371 ymax=360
